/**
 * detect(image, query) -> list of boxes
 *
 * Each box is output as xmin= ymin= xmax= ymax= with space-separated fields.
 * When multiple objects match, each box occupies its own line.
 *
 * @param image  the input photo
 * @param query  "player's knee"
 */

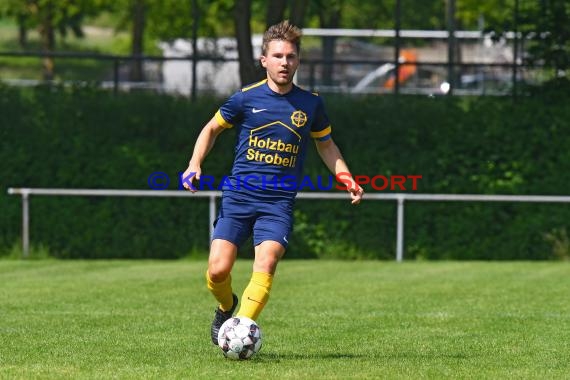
xmin=208 ymin=263 xmax=232 ymax=282
xmin=253 ymin=253 xmax=280 ymax=274
xmin=256 ymin=261 xmax=277 ymax=274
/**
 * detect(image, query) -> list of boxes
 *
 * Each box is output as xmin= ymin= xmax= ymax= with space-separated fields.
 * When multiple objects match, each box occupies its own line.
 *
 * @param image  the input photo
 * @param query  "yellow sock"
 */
xmin=206 ymin=270 xmax=234 ymax=311
xmin=237 ymin=271 xmax=273 ymax=321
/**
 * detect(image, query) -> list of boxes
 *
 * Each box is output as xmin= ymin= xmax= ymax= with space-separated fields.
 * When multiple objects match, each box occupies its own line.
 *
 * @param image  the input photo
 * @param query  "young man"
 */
xmin=181 ymin=20 xmax=363 ymax=345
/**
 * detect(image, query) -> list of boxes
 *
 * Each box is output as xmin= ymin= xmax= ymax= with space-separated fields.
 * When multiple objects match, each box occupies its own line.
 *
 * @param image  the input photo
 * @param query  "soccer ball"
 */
xmin=217 ymin=316 xmax=262 ymax=360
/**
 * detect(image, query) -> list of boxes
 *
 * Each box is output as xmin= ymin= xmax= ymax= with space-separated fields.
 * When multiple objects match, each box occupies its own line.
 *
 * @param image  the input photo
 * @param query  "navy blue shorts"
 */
xmin=212 ymin=192 xmax=294 ymax=248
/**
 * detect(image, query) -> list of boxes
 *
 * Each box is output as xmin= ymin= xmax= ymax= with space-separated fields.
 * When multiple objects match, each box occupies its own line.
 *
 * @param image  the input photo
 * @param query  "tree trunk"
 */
xmin=39 ymin=1 xmax=55 ymax=80
xmin=290 ymin=0 xmax=310 ymax=27
xmin=266 ymin=0 xmax=288 ymax=28
xmin=454 ymin=19 xmax=463 ymax=88
xmin=319 ymin=2 xmax=343 ymax=87
xmin=129 ymin=0 xmax=146 ymax=82
xmin=234 ymin=0 xmax=263 ymax=85
xmin=18 ymin=13 xmax=28 ymax=48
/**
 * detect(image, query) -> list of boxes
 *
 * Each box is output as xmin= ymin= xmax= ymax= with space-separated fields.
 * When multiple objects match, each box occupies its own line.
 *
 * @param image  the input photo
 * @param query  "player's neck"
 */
xmin=266 ymin=78 xmax=293 ymax=95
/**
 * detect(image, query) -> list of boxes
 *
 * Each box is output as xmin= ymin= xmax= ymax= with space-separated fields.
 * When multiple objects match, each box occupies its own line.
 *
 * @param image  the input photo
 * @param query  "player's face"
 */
xmin=261 ymin=40 xmax=299 ymax=93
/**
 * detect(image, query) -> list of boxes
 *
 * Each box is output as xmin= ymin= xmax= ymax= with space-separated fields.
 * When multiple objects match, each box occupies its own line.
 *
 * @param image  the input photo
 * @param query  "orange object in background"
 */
xmin=384 ymin=49 xmax=417 ymax=89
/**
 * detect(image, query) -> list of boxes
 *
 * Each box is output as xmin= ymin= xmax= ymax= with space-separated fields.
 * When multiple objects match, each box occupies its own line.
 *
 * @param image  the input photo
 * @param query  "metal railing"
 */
xmin=0 ymin=50 xmax=533 ymax=98
xmin=7 ymin=188 xmax=570 ymax=261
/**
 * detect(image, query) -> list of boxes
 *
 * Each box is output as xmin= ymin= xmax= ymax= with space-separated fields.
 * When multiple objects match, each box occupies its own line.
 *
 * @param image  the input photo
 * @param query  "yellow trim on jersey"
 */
xmin=214 ymin=110 xmax=233 ymax=129
xmin=251 ymin=121 xmax=302 ymax=141
xmin=242 ymin=79 xmax=268 ymax=92
xmin=310 ymin=125 xmax=332 ymax=139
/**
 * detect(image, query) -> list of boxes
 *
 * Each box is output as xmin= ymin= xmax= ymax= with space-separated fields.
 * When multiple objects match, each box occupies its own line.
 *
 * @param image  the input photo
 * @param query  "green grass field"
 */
xmin=1 ymin=260 xmax=569 ymax=379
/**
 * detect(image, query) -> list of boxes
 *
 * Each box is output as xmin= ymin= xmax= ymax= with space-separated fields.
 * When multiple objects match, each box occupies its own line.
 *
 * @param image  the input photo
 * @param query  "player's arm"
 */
xmin=314 ymin=138 xmax=363 ymax=204
xmin=181 ymin=117 xmax=226 ymax=192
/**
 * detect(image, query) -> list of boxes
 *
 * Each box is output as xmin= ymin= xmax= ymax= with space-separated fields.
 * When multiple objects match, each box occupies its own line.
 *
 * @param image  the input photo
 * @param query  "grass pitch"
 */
xmin=1 ymin=260 xmax=569 ymax=379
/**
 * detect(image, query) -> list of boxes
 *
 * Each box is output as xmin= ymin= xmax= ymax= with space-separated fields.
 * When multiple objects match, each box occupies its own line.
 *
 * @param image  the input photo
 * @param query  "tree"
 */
xmin=233 ymin=0 xmax=258 ymax=85
xmin=458 ymin=0 xmax=569 ymax=83
xmin=265 ymin=0 xmax=287 ymax=28
xmin=290 ymin=0 xmax=310 ymax=27
xmin=518 ymin=0 xmax=570 ymax=77
xmin=143 ymin=0 xmax=235 ymax=40
xmin=111 ymin=0 xmax=148 ymax=81
xmin=129 ymin=0 xmax=145 ymax=81
xmin=315 ymin=0 xmax=343 ymax=87
xmin=0 ymin=0 xmax=111 ymax=79
xmin=233 ymin=0 xmax=310 ymax=86
xmin=0 ymin=0 xmax=32 ymax=47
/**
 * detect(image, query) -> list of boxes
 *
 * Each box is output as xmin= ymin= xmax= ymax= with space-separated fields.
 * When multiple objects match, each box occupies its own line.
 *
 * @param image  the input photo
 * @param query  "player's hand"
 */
xmin=348 ymin=182 xmax=364 ymax=205
xmin=181 ymin=164 xmax=201 ymax=193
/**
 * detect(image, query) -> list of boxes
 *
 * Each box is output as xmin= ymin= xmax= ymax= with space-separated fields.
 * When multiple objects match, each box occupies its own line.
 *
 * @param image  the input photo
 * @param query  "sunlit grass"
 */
xmin=1 ymin=260 xmax=569 ymax=379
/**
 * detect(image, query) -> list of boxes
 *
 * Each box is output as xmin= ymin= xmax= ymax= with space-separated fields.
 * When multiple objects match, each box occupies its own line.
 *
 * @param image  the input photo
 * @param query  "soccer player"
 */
xmin=181 ymin=20 xmax=364 ymax=345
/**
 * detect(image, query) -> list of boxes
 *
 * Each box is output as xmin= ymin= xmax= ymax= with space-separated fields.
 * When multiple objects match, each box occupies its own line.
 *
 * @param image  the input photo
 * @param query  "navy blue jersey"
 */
xmin=214 ymin=79 xmax=332 ymax=198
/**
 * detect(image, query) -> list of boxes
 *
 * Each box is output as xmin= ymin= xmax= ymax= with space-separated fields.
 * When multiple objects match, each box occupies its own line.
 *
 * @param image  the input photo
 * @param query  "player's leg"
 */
xmin=208 ymin=194 xmax=254 ymax=314
xmin=237 ymin=199 xmax=292 ymax=321
xmin=208 ymin=195 xmax=254 ymax=344
xmin=207 ymin=238 xmax=238 ymax=312
xmin=207 ymin=238 xmax=239 ymax=345
xmin=236 ymin=240 xmax=285 ymax=321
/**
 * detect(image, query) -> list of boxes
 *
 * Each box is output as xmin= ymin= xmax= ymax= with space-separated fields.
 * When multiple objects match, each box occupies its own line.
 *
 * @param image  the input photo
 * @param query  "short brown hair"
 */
xmin=262 ymin=20 xmax=302 ymax=55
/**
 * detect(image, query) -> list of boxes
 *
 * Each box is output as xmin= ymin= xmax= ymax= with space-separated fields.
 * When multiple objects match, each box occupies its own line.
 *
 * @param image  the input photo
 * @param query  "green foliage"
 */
xmin=0 ymin=84 xmax=220 ymax=259
xmin=2 ymin=242 xmax=52 ymax=260
xmin=1 ymin=85 xmax=569 ymax=260
xmin=482 ymin=0 xmax=570 ymax=76
xmin=543 ymin=227 xmax=570 ymax=261
xmin=457 ymin=0 xmax=512 ymax=29
xmin=519 ymin=0 xmax=570 ymax=74
xmin=0 ymin=0 xmax=113 ymax=40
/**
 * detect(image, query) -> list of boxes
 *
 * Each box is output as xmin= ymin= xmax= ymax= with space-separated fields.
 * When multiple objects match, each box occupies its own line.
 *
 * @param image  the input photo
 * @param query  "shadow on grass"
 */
xmin=255 ymin=351 xmax=365 ymax=362
xmin=252 ymin=350 xmax=472 ymax=363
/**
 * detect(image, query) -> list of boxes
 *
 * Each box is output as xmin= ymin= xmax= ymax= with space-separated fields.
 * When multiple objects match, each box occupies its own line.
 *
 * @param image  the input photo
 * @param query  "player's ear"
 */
xmin=260 ymin=55 xmax=267 ymax=68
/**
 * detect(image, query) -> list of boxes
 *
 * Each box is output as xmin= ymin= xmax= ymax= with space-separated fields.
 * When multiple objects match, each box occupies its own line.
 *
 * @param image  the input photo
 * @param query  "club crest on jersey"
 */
xmin=290 ymin=110 xmax=308 ymax=128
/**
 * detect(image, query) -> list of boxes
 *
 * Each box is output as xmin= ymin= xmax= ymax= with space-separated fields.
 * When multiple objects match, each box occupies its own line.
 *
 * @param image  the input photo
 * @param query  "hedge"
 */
xmin=1 ymin=82 xmax=569 ymax=260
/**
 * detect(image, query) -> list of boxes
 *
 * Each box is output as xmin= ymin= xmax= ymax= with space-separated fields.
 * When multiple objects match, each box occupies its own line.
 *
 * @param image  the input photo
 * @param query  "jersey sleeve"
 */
xmin=310 ymin=96 xmax=332 ymax=141
xmin=214 ymin=90 xmax=244 ymax=129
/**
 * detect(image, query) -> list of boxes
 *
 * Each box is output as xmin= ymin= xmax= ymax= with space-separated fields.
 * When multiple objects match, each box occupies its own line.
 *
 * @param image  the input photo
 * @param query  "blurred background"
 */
xmin=1 ymin=0 xmax=569 ymax=261
xmin=1 ymin=0 xmax=568 ymax=97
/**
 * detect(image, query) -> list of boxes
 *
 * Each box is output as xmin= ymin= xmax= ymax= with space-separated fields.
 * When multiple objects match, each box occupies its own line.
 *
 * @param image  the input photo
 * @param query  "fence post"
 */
xmin=113 ymin=59 xmax=120 ymax=95
xmin=512 ymin=0 xmax=519 ymax=101
xmin=309 ymin=62 xmax=316 ymax=92
xmin=396 ymin=195 xmax=405 ymax=262
xmin=446 ymin=0 xmax=457 ymax=95
xmin=394 ymin=0 xmax=402 ymax=95
xmin=22 ymin=190 xmax=30 ymax=259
